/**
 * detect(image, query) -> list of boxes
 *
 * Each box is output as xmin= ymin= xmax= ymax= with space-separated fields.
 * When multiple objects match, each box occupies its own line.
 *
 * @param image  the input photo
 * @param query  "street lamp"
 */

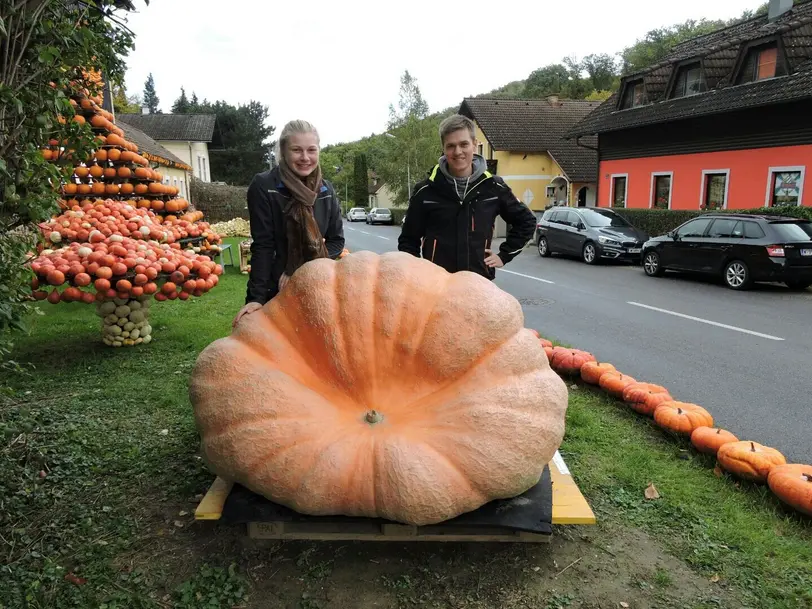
xmin=385 ymin=132 xmax=410 ymax=200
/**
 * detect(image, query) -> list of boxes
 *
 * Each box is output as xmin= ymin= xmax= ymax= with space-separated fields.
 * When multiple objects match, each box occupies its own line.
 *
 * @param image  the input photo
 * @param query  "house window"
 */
xmin=611 ymin=175 xmax=627 ymax=208
xmin=701 ymin=171 xmax=729 ymax=210
xmin=620 ymin=79 xmax=646 ymax=109
xmin=197 ymin=156 xmax=202 ymax=179
xmin=651 ymin=173 xmax=672 ymax=209
xmin=767 ymin=168 xmax=804 ymax=206
xmin=672 ymin=63 xmax=706 ymax=98
xmin=738 ymin=43 xmax=780 ymax=84
xmin=477 ymin=143 xmax=484 ymax=156
xmin=203 ymin=158 xmax=208 ymax=182
xmin=180 ymin=180 xmax=185 ymax=197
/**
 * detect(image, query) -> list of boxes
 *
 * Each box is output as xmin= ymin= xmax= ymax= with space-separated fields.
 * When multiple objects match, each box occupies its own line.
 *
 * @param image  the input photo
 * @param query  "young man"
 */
xmin=397 ymin=114 xmax=537 ymax=280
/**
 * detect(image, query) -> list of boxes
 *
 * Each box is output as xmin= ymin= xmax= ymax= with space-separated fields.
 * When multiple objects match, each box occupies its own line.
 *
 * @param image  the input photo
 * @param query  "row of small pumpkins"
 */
xmin=62 ymin=181 xmax=180 ymax=197
xmin=535 ymin=335 xmax=811 ymax=519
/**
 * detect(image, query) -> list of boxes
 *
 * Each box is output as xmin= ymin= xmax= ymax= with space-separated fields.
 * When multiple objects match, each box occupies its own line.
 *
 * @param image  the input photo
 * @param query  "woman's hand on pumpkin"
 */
xmin=279 ymin=273 xmax=290 ymax=291
xmin=232 ymin=302 xmax=262 ymax=328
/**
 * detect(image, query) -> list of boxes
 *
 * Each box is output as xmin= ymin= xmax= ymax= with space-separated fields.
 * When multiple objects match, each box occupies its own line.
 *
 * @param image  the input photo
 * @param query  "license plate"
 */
xmin=801 ymin=249 xmax=812 ymax=256
xmin=627 ymin=248 xmax=641 ymax=254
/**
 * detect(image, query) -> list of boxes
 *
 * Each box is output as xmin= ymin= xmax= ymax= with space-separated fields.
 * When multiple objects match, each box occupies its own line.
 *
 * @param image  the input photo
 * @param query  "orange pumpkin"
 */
xmin=598 ymin=372 xmax=638 ymax=399
xmin=550 ymin=348 xmax=596 ymax=376
xmin=717 ymin=441 xmax=787 ymax=483
xmin=580 ymin=361 xmax=616 ymax=385
xmin=189 ymin=251 xmax=570 ymax=526
xmin=690 ymin=426 xmax=738 ymax=456
xmin=653 ymin=401 xmax=713 ymax=434
xmin=767 ymin=464 xmax=812 ymax=517
xmin=622 ymin=382 xmax=672 ymax=416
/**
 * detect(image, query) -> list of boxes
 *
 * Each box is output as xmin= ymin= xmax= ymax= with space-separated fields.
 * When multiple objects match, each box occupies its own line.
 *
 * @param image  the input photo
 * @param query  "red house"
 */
xmin=567 ymin=0 xmax=812 ymax=211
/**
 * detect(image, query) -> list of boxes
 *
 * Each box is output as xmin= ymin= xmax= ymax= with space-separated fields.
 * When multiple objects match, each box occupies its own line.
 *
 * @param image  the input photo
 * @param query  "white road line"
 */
xmin=376 ymin=235 xmax=390 ymax=241
xmin=358 ymin=230 xmax=371 ymax=235
xmin=499 ymin=269 xmax=555 ymax=284
xmin=627 ymin=301 xmax=784 ymax=341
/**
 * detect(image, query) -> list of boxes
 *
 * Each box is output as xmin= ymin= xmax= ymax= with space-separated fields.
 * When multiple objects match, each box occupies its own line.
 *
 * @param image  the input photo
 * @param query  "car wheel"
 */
xmin=582 ymin=242 xmax=598 ymax=265
xmin=643 ymin=250 xmax=664 ymax=277
xmin=785 ymin=280 xmax=812 ymax=291
xmin=723 ymin=260 xmax=752 ymax=290
xmin=538 ymin=236 xmax=551 ymax=257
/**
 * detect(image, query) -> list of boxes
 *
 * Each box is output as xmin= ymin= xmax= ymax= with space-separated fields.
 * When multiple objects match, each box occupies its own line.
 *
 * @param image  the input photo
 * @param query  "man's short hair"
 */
xmin=439 ymin=114 xmax=476 ymax=145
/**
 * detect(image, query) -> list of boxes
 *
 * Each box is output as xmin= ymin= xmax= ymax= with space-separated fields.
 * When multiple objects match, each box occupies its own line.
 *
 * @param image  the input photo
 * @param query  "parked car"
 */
xmin=641 ymin=213 xmax=812 ymax=291
xmin=535 ymin=207 xmax=649 ymax=265
xmin=347 ymin=207 xmax=367 ymax=222
xmin=366 ymin=207 xmax=394 ymax=225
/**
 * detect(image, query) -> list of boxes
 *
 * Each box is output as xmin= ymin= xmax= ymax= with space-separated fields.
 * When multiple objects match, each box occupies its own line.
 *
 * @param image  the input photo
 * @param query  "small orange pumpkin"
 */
xmin=717 ymin=441 xmax=787 ymax=483
xmin=550 ymin=348 xmax=596 ymax=376
xmin=653 ymin=401 xmax=713 ymax=434
xmin=598 ymin=372 xmax=638 ymax=399
xmin=767 ymin=464 xmax=812 ymax=517
xmin=580 ymin=361 xmax=616 ymax=385
xmin=622 ymin=382 xmax=672 ymax=416
xmin=690 ymin=426 xmax=739 ymax=456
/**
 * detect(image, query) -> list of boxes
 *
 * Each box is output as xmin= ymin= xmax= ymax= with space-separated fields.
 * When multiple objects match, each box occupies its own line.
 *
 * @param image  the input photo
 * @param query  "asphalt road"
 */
xmin=343 ymin=220 xmax=812 ymax=464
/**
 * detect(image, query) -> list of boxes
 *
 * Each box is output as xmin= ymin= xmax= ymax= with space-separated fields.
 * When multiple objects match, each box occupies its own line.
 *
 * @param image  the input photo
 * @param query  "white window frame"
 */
xmin=649 ymin=171 xmax=674 ymax=209
xmin=699 ymin=169 xmax=731 ymax=210
xmin=609 ymin=173 xmax=629 ymax=208
xmin=764 ymin=165 xmax=805 ymax=207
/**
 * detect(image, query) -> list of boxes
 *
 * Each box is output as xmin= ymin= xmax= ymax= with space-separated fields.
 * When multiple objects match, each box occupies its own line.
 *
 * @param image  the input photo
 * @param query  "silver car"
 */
xmin=366 ymin=207 xmax=394 ymax=225
xmin=347 ymin=207 xmax=367 ymax=222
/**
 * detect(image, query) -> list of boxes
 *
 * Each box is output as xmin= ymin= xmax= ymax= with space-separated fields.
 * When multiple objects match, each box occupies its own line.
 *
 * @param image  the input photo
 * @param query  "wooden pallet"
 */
xmin=194 ymin=451 xmax=594 ymax=543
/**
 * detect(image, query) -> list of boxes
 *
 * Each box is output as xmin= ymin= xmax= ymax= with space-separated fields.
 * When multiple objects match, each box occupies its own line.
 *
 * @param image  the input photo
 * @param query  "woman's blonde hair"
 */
xmin=275 ymin=119 xmax=320 ymax=159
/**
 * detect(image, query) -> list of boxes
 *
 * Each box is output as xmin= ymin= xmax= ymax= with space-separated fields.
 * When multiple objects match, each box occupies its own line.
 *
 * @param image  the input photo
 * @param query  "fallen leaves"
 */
xmin=644 ymin=482 xmax=660 ymax=500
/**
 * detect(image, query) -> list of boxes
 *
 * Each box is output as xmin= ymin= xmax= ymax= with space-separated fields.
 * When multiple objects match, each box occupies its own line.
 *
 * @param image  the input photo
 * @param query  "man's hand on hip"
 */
xmin=485 ymin=249 xmax=504 ymax=268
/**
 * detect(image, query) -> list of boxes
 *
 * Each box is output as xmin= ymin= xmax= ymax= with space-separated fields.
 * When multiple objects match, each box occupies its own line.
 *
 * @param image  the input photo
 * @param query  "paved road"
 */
xmin=343 ymin=221 xmax=812 ymax=464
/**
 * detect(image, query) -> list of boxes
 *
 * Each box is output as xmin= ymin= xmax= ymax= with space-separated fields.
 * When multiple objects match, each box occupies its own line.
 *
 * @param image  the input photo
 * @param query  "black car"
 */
xmin=641 ymin=214 xmax=812 ymax=291
xmin=535 ymin=207 xmax=649 ymax=265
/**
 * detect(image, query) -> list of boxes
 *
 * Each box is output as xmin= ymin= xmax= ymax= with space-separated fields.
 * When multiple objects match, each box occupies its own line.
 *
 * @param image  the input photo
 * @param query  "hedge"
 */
xmin=611 ymin=206 xmax=812 ymax=237
xmin=189 ymin=179 xmax=248 ymax=223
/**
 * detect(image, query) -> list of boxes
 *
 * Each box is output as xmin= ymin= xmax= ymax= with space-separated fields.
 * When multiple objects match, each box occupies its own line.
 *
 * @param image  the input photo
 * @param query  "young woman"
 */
xmin=232 ymin=120 xmax=345 ymax=327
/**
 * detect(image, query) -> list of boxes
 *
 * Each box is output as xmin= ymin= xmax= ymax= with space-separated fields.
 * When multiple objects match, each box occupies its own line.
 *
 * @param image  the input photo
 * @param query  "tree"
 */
xmin=171 ymin=86 xmax=190 ymax=113
xmin=353 ymin=153 xmax=369 ymax=208
xmin=0 ymin=0 xmax=135 ymax=383
xmin=143 ymin=72 xmax=160 ymax=113
xmin=581 ymin=54 xmax=620 ymax=92
xmin=190 ymin=91 xmax=200 ymax=111
xmin=113 ymin=83 xmax=141 ymax=114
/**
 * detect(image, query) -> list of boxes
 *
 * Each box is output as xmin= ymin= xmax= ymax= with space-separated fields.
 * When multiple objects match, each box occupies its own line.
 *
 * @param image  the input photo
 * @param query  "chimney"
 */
xmin=141 ymin=106 xmax=150 ymax=114
xmin=768 ymin=0 xmax=792 ymax=21
xmin=547 ymin=95 xmax=560 ymax=106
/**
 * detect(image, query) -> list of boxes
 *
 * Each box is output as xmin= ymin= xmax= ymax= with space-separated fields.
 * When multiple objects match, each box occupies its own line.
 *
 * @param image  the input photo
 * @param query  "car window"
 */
xmin=677 ymin=218 xmax=712 ymax=238
xmin=707 ymin=218 xmax=741 ymax=238
xmin=547 ymin=210 xmax=560 ymax=223
xmin=582 ymin=209 xmax=631 ymax=228
xmin=743 ymin=221 xmax=765 ymax=239
xmin=770 ymin=221 xmax=812 ymax=241
xmin=560 ymin=211 xmax=577 ymax=226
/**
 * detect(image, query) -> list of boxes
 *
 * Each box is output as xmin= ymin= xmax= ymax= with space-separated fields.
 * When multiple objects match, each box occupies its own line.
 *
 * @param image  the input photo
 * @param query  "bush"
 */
xmin=613 ymin=206 xmax=812 ymax=237
xmin=190 ymin=179 xmax=249 ymax=223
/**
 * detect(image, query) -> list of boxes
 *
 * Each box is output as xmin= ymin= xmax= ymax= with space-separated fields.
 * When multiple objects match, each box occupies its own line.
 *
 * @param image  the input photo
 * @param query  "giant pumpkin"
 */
xmin=189 ymin=251 xmax=569 ymax=526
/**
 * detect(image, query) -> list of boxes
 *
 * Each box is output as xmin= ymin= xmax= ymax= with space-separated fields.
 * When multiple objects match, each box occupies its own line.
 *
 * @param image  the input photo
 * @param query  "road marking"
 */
xmin=627 ymin=301 xmax=784 ymax=341
xmin=499 ymin=269 xmax=555 ymax=284
xmin=376 ymin=235 xmax=390 ymax=241
xmin=358 ymin=230 xmax=371 ymax=235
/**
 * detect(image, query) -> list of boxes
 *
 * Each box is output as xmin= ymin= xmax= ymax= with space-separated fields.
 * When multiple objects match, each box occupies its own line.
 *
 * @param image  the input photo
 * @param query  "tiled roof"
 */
xmin=568 ymin=0 xmax=812 ymax=136
xmin=114 ymin=113 xmax=216 ymax=142
xmin=117 ymin=120 xmax=192 ymax=170
xmin=460 ymin=98 xmax=601 ymax=183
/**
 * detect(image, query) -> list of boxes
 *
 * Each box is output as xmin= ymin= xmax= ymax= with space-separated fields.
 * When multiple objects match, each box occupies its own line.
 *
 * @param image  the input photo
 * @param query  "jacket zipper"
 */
xmin=431 ymin=239 xmax=437 ymax=262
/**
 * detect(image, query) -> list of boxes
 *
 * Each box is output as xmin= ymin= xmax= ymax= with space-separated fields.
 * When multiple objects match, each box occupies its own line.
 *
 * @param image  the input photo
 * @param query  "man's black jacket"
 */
xmin=244 ymin=166 xmax=345 ymax=305
xmin=398 ymin=165 xmax=537 ymax=279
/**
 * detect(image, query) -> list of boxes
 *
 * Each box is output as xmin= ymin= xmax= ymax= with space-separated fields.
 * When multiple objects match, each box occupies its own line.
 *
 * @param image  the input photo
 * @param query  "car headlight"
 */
xmin=598 ymin=236 xmax=621 ymax=246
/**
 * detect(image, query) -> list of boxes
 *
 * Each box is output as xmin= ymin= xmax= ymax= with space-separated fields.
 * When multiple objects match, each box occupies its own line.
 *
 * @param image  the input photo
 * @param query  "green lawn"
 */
xmin=0 ymin=246 xmax=810 ymax=609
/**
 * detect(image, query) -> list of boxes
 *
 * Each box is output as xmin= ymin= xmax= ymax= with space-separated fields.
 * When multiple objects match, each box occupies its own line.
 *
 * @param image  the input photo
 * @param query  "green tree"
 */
xmin=171 ymin=86 xmax=190 ymax=113
xmin=353 ymin=153 xmax=369 ymax=208
xmin=581 ymin=54 xmax=620 ymax=92
xmin=112 ymin=83 xmax=141 ymax=114
xmin=143 ymin=72 xmax=160 ymax=113
xmin=190 ymin=91 xmax=200 ymax=111
xmin=0 ymin=0 xmax=135 ymax=384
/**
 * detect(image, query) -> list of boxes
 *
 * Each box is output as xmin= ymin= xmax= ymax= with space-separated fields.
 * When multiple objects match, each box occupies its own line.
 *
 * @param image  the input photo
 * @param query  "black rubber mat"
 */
xmin=219 ymin=465 xmax=553 ymax=535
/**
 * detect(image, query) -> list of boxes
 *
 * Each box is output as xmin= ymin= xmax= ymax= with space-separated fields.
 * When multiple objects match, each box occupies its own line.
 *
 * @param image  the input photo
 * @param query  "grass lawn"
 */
xmin=1 ymin=241 xmax=810 ymax=609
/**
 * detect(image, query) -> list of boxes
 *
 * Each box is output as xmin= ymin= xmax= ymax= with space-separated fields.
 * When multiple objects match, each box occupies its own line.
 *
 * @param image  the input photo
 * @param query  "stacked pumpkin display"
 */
xmin=535 ymin=336 xmax=812 ymax=519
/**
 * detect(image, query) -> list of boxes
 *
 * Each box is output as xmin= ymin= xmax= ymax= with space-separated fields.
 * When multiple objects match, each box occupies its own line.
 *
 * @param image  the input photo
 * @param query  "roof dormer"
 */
xmin=618 ymin=78 xmax=648 ymax=110
xmin=668 ymin=60 xmax=707 ymax=99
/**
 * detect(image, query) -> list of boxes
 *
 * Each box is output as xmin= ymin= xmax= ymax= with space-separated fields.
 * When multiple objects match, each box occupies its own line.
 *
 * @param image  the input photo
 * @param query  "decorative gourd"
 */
xmin=717 ymin=441 xmax=787 ymax=483
xmin=189 ymin=251 xmax=569 ymax=526
xmin=622 ymin=382 xmax=672 ymax=416
xmin=580 ymin=361 xmax=616 ymax=385
xmin=767 ymin=464 xmax=812 ymax=517
xmin=690 ymin=426 xmax=738 ymax=456
xmin=598 ymin=371 xmax=638 ymax=399
xmin=550 ymin=348 xmax=596 ymax=376
xmin=653 ymin=401 xmax=713 ymax=434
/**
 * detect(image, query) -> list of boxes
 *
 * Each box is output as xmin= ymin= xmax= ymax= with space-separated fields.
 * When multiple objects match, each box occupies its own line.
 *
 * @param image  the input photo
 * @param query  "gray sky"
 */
xmin=121 ymin=0 xmax=761 ymax=146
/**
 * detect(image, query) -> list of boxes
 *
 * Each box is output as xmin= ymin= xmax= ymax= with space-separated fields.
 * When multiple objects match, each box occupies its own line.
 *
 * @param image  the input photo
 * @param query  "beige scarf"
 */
xmin=278 ymin=157 xmax=329 ymax=276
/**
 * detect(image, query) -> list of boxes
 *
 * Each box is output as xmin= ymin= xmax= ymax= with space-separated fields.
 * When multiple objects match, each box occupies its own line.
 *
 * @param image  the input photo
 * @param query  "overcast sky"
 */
xmin=120 ymin=0 xmax=761 ymax=146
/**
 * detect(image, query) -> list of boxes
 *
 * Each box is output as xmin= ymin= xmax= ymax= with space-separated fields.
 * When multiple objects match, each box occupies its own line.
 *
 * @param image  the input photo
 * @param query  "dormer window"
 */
xmin=737 ymin=42 xmax=782 ymax=84
xmin=672 ymin=62 xmax=706 ymax=98
xmin=619 ymin=79 xmax=647 ymax=109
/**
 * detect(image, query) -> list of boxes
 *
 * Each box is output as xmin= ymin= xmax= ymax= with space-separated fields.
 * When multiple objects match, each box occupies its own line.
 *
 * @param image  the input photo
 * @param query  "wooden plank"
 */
xmin=550 ymin=451 xmax=596 ymax=525
xmin=194 ymin=477 xmax=233 ymax=520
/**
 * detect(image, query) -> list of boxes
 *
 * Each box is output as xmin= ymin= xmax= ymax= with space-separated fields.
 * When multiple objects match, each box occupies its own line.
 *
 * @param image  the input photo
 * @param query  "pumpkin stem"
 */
xmin=677 ymin=408 xmax=683 ymax=415
xmin=750 ymin=441 xmax=756 ymax=452
xmin=716 ymin=428 xmax=722 ymax=435
xmin=365 ymin=410 xmax=383 ymax=425
xmin=802 ymin=474 xmax=812 ymax=482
